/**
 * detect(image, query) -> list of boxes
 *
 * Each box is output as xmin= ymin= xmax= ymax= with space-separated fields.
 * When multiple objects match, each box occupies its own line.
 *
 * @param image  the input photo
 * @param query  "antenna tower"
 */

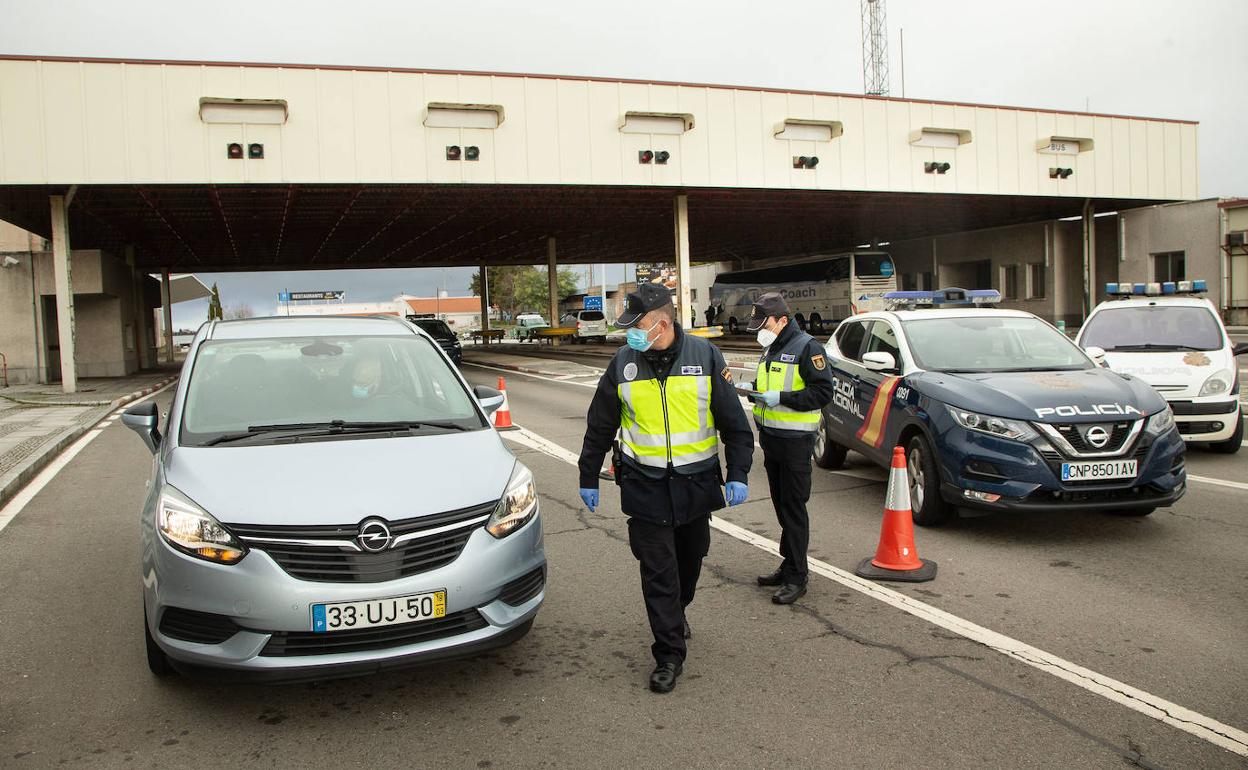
xmin=861 ymin=0 xmax=889 ymax=96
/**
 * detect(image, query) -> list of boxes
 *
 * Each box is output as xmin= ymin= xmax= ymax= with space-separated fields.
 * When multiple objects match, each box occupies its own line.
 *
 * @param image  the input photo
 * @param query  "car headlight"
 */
xmin=1198 ymin=369 xmax=1233 ymax=397
xmin=157 ymin=486 xmax=246 ymax=564
xmin=1145 ymin=407 xmax=1175 ymax=436
xmin=486 ymin=463 xmax=538 ymax=538
xmin=947 ymin=406 xmax=1038 ymax=442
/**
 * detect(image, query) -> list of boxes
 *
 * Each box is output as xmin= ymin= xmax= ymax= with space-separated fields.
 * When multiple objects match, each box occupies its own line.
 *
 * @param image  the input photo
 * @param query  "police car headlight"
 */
xmin=1198 ymin=369 xmax=1232 ymax=397
xmin=487 ymin=462 xmax=538 ymax=538
xmin=1145 ymin=407 xmax=1175 ymax=436
xmin=947 ymin=406 xmax=1038 ymax=442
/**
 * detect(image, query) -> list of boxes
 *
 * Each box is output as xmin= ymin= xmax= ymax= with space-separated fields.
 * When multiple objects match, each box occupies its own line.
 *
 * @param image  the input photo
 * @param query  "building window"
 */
xmin=901 ymin=272 xmax=934 ymax=291
xmin=1152 ymin=251 xmax=1185 ymax=282
xmin=1001 ymin=265 xmax=1020 ymax=300
xmin=1027 ymin=263 xmax=1046 ymax=299
xmin=690 ymin=288 xmax=697 ymax=300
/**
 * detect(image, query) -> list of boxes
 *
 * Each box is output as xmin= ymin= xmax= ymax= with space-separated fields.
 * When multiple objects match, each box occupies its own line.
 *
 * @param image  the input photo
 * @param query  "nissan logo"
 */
xmin=1085 ymin=425 xmax=1111 ymax=449
xmin=357 ymin=518 xmax=393 ymax=552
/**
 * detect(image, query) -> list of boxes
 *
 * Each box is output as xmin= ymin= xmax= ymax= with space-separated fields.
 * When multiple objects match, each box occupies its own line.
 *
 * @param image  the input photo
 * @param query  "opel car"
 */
xmin=122 ymin=315 xmax=545 ymax=680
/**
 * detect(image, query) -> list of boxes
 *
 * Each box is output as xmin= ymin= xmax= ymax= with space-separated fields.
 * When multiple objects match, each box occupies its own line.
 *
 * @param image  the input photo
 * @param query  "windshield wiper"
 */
xmin=200 ymin=424 xmax=322 ymax=446
xmin=1104 ymin=343 xmax=1207 ymax=352
xmin=201 ymin=420 xmax=469 ymax=446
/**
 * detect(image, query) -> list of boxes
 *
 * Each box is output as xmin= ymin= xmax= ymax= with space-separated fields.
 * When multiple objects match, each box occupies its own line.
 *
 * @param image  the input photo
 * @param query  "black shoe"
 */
xmin=757 ymin=569 xmax=784 ymax=587
xmin=682 ymin=618 xmax=692 ymax=639
xmin=772 ymin=583 xmax=807 ymax=605
xmin=649 ymin=661 xmax=683 ymax=693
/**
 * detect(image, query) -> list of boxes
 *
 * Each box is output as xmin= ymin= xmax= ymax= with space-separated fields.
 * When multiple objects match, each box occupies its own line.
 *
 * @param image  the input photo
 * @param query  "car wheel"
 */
xmin=1112 ymin=507 xmax=1156 ymax=517
xmin=906 ymin=434 xmax=951 ymax=526
xmin=813 ymin=413 xmax=849 ymax=469
xmin=1208 ymin=414 xmax=1243 ymax=454
xmin=795 ymin=313 xmax=807 ymax=331
xmin=144 ymin=605 xmax=173 ymax=677
xmin=728 ymin=317 xmax=739 ymax=334
xmin=810 ymin=314 xmax=823 ymax=335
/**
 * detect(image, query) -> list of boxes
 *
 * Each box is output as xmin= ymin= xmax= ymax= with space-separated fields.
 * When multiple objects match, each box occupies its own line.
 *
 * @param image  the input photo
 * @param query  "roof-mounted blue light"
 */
xmin=1108 ymin=278 xmax=1209 ymax=298
xmin=883 ymin=287 xmax=1001 ymax=309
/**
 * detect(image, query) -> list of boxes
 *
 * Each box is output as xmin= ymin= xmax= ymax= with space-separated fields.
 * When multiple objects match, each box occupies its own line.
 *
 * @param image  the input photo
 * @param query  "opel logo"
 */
xmin=1085 ymin=425 xmax=1111 ymax=449
xmin=357 ymin=518 xmax=392 ymax=552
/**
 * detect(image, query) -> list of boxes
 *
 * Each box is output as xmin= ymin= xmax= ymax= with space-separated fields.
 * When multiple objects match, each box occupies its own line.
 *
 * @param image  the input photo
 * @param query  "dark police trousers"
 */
xmin=760 ymin=431 xmax=815 ymax=585
xmin=627 ymin=515 xmax=711 ymax=665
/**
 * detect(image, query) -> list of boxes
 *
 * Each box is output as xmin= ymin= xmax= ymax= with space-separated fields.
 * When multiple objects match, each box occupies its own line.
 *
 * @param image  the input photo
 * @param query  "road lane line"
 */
xmin=503 ymin=423 xmax=1248 ymax=757
xmin=1186 ymin=473 xmax=1248 ymax=492
xmin=463 ymin=361 xmax=598 ymax=389
xmin=0 ymin=381 xmax=177 ymax=536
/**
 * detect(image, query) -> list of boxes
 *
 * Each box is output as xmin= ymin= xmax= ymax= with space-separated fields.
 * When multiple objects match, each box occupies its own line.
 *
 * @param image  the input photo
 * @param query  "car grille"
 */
xmin=159 ymin=607 xmax=239 ymax=644
xmin=498 ymin=565 xmax=546 ymax=606
xmin=258 ymin=608 xmax=487 ymax=656
xmin=1036 ymin=440 xmax=1151 ymax=483
xmin=230 ymin=501 xmax=497 ymax=583
xmin=1027 ymin=485 xmax=1168 ymax=504
xmin=1051 ymin=421 xmax=1134 ymax=454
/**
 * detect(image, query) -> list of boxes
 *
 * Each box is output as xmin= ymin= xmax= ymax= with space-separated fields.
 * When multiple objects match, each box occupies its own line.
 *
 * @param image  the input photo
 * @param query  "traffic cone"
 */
xmin=492 ymin=376 xmax=518 ymax=431
xmin=855 ymin=446 xmax=937 ymax=582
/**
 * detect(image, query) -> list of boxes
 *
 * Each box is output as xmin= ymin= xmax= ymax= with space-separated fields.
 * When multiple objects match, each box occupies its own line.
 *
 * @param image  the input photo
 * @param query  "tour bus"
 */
xmin=708 ymin=251 xmax=898 ymax=335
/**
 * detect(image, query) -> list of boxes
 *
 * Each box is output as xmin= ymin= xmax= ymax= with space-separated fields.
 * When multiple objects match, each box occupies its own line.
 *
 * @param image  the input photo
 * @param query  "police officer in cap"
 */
xmin=577 ymin=283 xmax=754 ymax=693
xmin=748 ymin=292 xmax=834 ymax=604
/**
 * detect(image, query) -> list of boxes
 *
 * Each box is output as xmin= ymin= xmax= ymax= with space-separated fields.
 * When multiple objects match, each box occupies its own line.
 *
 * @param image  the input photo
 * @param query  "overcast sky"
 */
xmin=3 ymin=0 xmax=1245 ymax=327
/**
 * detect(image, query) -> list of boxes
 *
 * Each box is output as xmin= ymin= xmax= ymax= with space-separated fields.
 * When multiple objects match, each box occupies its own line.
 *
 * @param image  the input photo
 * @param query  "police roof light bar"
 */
xmin=882 ymin=288 xmax=1001 ymax=309
xmin=1105 ymin=279 xmax=1207 ymax=297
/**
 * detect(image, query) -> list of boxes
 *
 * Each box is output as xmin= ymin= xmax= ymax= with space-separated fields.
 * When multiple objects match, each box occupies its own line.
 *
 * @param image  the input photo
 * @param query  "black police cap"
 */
xmin=746 ymin=292 xmax=791 ymax=331
xmin=616 ymin=282 xmax=674 ymax=328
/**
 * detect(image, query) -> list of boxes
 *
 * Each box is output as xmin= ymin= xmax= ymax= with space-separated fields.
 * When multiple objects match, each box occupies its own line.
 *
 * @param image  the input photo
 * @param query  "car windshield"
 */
xmin=1080 ymin=305 xmax=1223 ymax=352
xmin=180 ymin=334 xmax=484 ymax=445
xmin=412 ymin=319 xmax=454 ymax=340
xmin=902 ymin=315 xmax=1093 ymax=372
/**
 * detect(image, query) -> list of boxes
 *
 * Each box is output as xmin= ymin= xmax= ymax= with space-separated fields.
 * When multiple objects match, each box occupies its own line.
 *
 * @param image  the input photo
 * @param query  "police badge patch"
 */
xmin=721 ymin=367 xmax=733 ymax=382
xmin=780 ymin=353 xmax=796 ymax=363
xmin=680 ymin=365 xmax=704 ymax=375
xmin=623 ymin=362 xmax=638 ymax=381
xmin=811 ymin=354 xmax=826 ymax=371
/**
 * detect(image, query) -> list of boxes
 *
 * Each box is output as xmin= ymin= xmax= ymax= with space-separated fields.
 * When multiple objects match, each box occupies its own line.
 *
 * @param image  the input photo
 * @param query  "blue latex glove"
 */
xmin=579 ymin=487 xmax=599 ymax=512
xmin=754 ymin=390 xmax=781 ymax=408
xmin=725 ymin=481 xmax=748 ymax=507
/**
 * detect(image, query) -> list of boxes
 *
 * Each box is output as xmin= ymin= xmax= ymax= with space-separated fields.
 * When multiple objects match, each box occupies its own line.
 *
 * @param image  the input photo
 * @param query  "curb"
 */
xmin=0 ymin=375 xmax=178 ymax=510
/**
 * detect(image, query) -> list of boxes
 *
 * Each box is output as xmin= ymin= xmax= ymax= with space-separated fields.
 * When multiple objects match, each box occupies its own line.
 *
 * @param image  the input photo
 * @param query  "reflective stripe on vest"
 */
xmin=617 ymin=350 xmax=718 ymax=469
xmin=753 ymin=335 xmax=820 ymax=432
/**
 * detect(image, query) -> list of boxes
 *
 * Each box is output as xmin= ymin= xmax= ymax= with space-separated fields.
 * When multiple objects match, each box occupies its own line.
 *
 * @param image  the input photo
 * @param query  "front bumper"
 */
xmin=142 ymin=511 xmax=544 ymax=680
xmin=933 ymin=423 xmax=1186 ymax=513
xmin=1167 ymin=398 xmax=1241 ymax=442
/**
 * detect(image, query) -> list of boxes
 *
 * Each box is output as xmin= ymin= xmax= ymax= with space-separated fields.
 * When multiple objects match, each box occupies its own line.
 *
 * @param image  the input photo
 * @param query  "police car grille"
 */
xmin=1037 ymin=439 xmax=1152 ymax=481
xmin=231 ymin=501 xmax=496 ymax=583
xmin=1053 ymin=422 xmax=1133 ymax=453
xmin=259 ymin=608 xmax=487 ymax=656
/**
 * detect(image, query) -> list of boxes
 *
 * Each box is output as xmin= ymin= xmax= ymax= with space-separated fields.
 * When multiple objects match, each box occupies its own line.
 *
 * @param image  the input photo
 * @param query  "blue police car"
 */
xmin=815 ymin=288 xmax=1186 ymax=525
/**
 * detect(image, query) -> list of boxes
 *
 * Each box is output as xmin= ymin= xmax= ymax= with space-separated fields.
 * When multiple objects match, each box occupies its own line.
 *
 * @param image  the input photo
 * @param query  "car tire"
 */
xmin=1112 ymin=507 xmax=1156 ymax=517
xmin=813 ymin=413 xmax=849 ymax=469
xmin=1208 ymin=414 xmax=1243 ymax=454
xmin=795 ymin=313 xmax=807 ymax=331
xmin=728 ymin=318 xmax=739 ymax=334
xmin=810 ymin=314 xmax=824 ymax=335
xmin=144 ymin=606 xmax=173 ymax=677
xmin=906 ymin=434 xmax=951 ymax=527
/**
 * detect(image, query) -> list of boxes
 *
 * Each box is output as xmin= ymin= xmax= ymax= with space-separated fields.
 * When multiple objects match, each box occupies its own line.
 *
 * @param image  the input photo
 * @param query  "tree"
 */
xmin=224 ymin=303 xmax=255 ymax=319
xmin=206 ymin=283 xmax=224 ymax=321
xmin=470 ymin=265 xmax=580 ymax=319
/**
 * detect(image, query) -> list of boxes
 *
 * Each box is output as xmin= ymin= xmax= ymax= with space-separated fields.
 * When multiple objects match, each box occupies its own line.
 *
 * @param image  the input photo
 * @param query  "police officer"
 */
xmin=747 ymin=292 xmax=834 ymax=604
xmin=577 ymin=283 xmax=754 ymax=694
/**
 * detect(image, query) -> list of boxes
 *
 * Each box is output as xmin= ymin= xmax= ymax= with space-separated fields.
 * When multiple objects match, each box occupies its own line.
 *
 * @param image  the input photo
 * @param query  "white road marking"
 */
xmin=0 ymin=382 xmax=177 ymax=536
xmin=1186 ymin=473 xmax=1248 ymax=492
xmin=463 ymin=361 xmax=598 ymax=389
xmin=503 ymin=423 xmax=1248 ymax=757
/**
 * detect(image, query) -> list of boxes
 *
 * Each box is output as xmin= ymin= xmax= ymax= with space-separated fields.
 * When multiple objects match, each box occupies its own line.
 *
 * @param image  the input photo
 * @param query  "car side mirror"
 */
xmin=473 ymin=385 xmax=505 ymax=416
xmin=862 ymin=351 xmax=897 ymax=372
xmin=1084 ymin=346 xmax=1108 ymax=366
xmin=1233 ymin=342 xmax=1248 ymax=356
xmin=121 ymin=401 xmax=161 ymax=454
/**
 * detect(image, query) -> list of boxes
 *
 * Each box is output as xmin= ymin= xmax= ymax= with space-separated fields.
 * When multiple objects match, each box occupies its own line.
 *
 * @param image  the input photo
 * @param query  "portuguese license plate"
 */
xmin=312 ymin=590 xmax=445 ymax=633
xmin=1061 ymin=460 xmax=1137 ymax=482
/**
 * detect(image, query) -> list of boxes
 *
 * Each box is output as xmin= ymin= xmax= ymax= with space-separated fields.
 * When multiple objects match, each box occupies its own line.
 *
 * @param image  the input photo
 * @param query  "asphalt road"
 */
xmin=0 ymin=367 xmax=1245 ymax=768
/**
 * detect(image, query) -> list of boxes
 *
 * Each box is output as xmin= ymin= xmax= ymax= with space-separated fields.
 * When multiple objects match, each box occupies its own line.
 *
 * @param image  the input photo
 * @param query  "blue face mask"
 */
xmin=352 ymin=384 xmax=372 ymax=399
xmin=626 ymin=322 xmax=659 ymax=352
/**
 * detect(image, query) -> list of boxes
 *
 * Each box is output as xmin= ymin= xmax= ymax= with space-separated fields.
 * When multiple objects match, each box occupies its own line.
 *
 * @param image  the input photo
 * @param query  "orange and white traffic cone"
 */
xmin=492 ymin=376 xmax=518 ymax=431
xmin=855 ymin=445 xmax=937 ymax=582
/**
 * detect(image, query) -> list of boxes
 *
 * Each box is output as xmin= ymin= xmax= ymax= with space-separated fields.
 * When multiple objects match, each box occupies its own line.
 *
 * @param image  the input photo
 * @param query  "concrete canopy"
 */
xmin=0 ymin=183 xmax=1169 ymax=272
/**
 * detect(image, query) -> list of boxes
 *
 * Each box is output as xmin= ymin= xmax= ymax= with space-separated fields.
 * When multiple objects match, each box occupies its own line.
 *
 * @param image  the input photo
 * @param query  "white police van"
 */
xmin=1078 ymin=280 xmax=1246 ymax=453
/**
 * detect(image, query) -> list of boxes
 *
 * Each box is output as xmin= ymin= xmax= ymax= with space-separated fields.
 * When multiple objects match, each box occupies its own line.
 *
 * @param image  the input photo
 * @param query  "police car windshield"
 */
xmin=1080 ymin=306 xmax=1223 ymax=352
xmin=902 ymin=316 xmax=1093 ymax=373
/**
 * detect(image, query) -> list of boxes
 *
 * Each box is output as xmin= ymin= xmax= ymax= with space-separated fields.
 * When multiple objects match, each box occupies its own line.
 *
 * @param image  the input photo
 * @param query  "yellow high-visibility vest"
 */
xmin=616 ymin=343 xmax=718 ymax=472
xmin=754 ymin=333 xmax=821 ymax=433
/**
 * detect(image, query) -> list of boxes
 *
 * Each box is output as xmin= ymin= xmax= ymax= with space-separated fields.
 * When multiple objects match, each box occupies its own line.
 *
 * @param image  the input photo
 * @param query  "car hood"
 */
xmin=164 ymin=429 xmax=515 ymax=526
xmin=910 ymin=368 xmax=1166 ymax=423
xmin=1100 ymin=350 xmax=1230 ymax=391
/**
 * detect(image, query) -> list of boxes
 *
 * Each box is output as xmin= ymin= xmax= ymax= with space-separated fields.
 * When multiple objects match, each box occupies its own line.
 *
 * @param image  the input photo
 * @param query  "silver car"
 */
xmin=123 ymin=315 xmax=545 ymax=681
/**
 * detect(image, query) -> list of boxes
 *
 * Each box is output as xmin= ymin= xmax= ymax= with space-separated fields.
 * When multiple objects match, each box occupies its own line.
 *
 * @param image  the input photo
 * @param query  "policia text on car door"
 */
xmin=577 ymin=283 xmax=754 ymax=694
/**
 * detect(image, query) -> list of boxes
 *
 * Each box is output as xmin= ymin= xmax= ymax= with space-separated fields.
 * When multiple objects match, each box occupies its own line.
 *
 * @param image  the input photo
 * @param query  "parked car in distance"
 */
xmin=407 ymin=315 xmax=463 ymax=364
xmin=559 ymin=309 xmax=609 ymax=343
